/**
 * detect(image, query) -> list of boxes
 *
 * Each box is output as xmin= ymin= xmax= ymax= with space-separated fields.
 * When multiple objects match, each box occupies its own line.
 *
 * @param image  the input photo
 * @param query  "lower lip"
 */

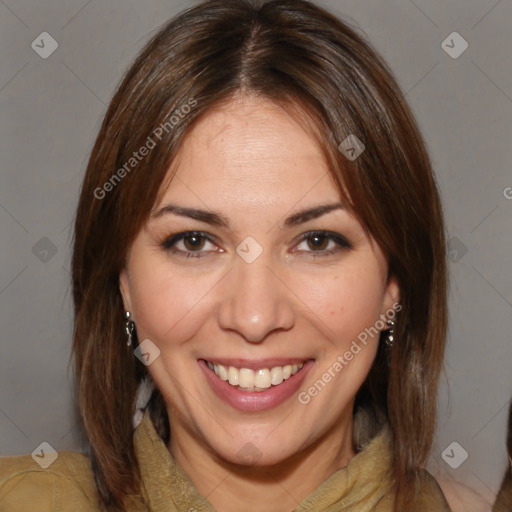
xmin=198 ymin=359 xmax=314 ymax=412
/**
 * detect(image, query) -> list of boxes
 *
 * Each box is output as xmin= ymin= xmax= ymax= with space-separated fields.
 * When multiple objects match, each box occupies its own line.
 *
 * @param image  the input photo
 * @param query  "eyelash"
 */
xmin=294 ymin=231 xmax=352 ymax=257
xmin=160 ymin=230 xmax=352 ymax=259
xmin=161 ymin=231 xmax=219 ymax=259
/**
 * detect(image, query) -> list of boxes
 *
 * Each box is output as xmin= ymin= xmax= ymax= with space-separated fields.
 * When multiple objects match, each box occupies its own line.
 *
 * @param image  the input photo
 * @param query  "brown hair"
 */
xmin=71 ymin=0 xmax=447 ymax=510
xmin=492 ymin=401 xmax=512 ymax=511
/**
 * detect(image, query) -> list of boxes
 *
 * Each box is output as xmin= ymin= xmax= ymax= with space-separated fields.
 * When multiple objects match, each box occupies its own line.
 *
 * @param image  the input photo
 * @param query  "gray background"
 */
xmin=1 ymin=0 xmax=511 ymax=505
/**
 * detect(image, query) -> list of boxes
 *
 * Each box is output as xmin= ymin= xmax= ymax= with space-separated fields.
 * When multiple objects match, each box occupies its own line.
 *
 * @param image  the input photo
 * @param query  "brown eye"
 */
xmin=293 ymin=231 xmax=352 ymax=257
xmin=183 ymin=234 xmax=206 ymax=251
xmin=161 ymin=231 xmax=219 ymax=258
xmin=306 ymin=233 xmax=329 ymax=251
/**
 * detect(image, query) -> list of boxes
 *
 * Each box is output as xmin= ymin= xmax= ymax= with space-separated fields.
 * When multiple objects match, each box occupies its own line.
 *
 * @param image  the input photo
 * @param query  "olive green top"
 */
xmin=0 ymin=409 xmax=451 ymax=511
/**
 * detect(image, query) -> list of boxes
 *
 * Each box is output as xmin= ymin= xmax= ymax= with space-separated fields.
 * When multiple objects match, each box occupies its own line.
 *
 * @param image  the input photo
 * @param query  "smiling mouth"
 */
xmin=202 ymin=360 xmax=307 ymax=392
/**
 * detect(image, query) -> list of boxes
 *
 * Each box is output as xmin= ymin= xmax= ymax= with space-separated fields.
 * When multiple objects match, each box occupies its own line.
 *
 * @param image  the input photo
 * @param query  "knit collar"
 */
xmin=134 ymin=408 xmax=393 ymax=512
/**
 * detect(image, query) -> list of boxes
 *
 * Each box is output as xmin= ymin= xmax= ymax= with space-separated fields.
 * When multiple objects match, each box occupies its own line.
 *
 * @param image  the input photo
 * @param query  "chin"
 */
xmin=208 ymin=433 xmax=303 ymax=468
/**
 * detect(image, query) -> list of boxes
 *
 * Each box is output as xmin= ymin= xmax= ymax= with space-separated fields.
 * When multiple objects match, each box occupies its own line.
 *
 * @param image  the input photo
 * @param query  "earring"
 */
xmin=124 ymin=311 xmax=136 ymax=347
xmin=385 ymin=319 xmax=395 ymax=347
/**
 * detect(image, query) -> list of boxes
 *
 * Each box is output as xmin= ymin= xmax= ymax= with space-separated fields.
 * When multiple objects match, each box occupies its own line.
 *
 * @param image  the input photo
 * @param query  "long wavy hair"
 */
xmin=71 ymin=1 xmax=447 ymax=510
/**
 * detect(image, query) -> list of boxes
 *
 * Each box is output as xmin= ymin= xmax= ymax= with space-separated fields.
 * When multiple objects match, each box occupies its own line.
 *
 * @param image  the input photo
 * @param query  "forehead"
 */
xmin=158 ymin=96 xmax=342 ymax=212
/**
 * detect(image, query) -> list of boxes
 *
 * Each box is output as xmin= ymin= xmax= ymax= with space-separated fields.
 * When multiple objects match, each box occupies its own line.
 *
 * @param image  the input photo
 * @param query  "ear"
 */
xmin=381 ymin=275 xmax=400 ymax=317
xmin=119 ymin=268 xmax=133 ymax=313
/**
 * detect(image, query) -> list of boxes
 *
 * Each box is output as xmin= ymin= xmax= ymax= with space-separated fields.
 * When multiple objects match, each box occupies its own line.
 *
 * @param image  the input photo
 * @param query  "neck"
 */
xmin=168 ymin=414 xmax=356 ymax=512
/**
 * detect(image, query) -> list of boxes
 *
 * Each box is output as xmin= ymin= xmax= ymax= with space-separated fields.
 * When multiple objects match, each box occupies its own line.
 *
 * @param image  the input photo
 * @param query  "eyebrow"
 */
xmin=283 ymin=202 xmax=345 ymax=226
xmin=151 ymin=202 xmax=345 ymax=228
xmin=151 ymin=203 xmax=229 ymax=227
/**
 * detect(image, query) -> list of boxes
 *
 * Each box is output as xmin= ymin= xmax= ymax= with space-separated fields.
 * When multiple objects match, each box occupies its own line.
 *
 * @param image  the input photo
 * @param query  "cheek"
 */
xmin=127 ymin=258 xmax=218 ymax=344
xmin=294 ymin=264 xmax=386 ymax=343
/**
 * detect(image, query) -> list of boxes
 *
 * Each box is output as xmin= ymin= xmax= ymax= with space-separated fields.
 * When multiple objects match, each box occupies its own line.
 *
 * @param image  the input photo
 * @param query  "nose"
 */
xmin=217 ymin=257 xmax=295 ymax=343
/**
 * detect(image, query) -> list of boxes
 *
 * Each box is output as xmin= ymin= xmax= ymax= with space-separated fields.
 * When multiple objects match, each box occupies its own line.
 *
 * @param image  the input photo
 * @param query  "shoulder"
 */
xmin=406 ymin=470 xmax=453 ymax=512
xmin=0 ymin=450 xmax=100 ymax=512
xmin=431 ymin=473 xmax=493 ymax=512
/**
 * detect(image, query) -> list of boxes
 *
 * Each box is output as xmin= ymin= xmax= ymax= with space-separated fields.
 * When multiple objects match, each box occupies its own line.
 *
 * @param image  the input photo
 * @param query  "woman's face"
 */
xmin=120 ymin=96 xmax=399 ymax=466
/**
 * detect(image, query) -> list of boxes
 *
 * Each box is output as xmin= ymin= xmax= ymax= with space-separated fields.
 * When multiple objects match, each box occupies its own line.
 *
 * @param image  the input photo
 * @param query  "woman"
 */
xmin=0 ymin=1 xmax=451 ymax=511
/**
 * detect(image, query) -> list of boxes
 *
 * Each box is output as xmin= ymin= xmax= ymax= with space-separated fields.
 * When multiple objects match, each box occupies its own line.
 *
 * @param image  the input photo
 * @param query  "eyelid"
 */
xmin=292 ymin=230 xmax=352 ymax=253
xmin=160 ymin=230 xmax=351 ymax=258
xmin=161 ymin=230 xmax=220 ymax=252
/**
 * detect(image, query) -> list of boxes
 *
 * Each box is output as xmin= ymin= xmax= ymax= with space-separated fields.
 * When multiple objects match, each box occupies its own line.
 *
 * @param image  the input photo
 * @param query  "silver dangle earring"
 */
xmin=385 ymin=319 xmax=395 ymax=347
xmin=124 ymin=311 xmax=136 ymax=347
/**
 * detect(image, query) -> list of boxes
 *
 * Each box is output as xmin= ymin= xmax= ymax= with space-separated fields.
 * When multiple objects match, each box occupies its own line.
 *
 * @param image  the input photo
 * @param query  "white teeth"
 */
xmin=217 ymin=364 xmax=228 ymax=381
xmin=270 ymin=366 xmax=283 ymax=385
xmin=254 ymin=369 xmax=271 ymax=389
xmin=207 ymin=361 xmax=305 ymax=392
xmin=239 ymin=368 xmax=255 ymax=388
xmin=228 ymin=366 xmax=239 ymax=385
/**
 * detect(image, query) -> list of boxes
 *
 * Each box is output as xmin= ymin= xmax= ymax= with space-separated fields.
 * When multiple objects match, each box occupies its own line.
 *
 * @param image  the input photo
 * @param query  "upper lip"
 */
xmin=200 ymin=358 xmax=312 ymax=370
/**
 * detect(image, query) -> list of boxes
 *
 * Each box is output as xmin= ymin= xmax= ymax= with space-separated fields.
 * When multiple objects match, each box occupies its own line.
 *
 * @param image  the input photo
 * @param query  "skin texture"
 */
xmin=120 ymin=96 xmax=399 ymax=512
xmin=436 ymin=477 xmax=494 ymax=512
